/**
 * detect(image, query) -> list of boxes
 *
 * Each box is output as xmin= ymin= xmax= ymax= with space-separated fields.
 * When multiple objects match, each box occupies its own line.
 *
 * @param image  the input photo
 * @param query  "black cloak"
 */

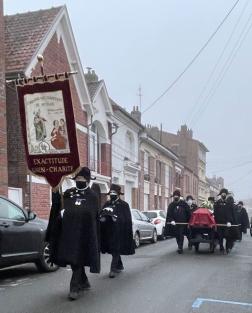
xmin=235 ymin=205 xmax=250 ymax=234
xmin=214 ymin=198 xmax=239 ymax=240
xmin=165 ymin=200 xmax=191 ymax=237
xmin=100 ymin=198 xmax=135 ymax=255
xmin=46 ymin=187 xmax=100 ymax=273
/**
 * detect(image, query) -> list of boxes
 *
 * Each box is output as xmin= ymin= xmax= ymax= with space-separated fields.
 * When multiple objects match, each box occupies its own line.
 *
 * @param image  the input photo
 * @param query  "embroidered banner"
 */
xmin=17 ymin=80 xmax=80 ymax=188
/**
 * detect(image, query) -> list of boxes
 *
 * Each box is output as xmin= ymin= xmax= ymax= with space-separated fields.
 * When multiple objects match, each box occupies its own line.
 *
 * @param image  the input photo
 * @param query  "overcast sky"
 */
xmin=4 ymin=0 xmax=252 ymax=201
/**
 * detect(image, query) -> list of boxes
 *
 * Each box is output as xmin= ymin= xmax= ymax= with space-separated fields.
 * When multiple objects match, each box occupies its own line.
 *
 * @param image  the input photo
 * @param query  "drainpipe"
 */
xmin=87 ymin=114 xmax=93 ymax=168
xmin=110 ymin=122 xmax=119 ymax=182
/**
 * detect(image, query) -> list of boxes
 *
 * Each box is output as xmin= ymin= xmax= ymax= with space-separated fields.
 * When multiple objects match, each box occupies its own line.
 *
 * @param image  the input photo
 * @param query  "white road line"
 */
xmin=192 ymin=298 xmax=252 ymax=308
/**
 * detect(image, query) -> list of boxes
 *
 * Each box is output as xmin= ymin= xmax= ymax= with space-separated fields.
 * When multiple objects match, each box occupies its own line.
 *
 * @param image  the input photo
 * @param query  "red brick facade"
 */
xmin=0 ymin=0 xmax=8 ymax=196
xmin=31 ymin=183 xmax=50 ymax=219
xmin=101 ymin=143 xmax=111 ymax=177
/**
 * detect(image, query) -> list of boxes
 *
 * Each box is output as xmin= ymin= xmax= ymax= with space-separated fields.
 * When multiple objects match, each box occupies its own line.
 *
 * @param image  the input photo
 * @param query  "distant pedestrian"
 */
xmin=235 ymin=201 xmax=250 ymax=241
xmin=100 ymin=184 xmax=135 ymax=278
xmin=186 ymin=195 xmax=197 ymax=250
xmin=186 ymin=195 xmax=197 ymax=212
xmin=165 ymin=190 xmax=191 ymax=254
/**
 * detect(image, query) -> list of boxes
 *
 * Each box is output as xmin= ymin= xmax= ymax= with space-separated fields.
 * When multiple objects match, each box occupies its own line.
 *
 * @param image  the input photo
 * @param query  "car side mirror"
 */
xmin=28 ymin=211 xmax=37 ymax=221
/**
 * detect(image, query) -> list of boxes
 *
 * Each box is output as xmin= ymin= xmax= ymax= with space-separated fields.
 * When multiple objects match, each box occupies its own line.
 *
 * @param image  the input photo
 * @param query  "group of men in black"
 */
xmin=46 ymin=167 xmax=250 ymax=301
xmin=46 ymin=167 xmax=135 ymax=300
xmin=165 ymin=188 xmax=250 ymax=254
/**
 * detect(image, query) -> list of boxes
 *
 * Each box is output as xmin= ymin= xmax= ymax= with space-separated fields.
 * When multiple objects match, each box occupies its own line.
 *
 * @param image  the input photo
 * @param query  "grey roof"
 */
xmin=87 ymin=81 xmax=103 ymax=101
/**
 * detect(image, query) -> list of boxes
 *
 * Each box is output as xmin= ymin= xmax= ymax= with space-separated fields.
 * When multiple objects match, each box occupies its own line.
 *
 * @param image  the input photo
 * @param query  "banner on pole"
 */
xmin=17 ymin=80 xmax=80 ymax=188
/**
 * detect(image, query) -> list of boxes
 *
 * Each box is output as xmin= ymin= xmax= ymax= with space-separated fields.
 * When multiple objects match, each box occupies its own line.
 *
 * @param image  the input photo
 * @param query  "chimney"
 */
xmin=85 ymin=67 xmax=99 ymax=83
xmin=0 ymin=0 xmax=8 ymax=195
xmin=131 ymin=105 xmax=141 ymax=123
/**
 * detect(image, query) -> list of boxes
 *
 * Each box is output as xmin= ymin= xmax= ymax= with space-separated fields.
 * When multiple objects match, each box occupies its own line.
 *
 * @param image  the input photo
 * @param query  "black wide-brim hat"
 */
xmin=72 ymin=167 xmax=96 ymax=181
xmin=107 ymin=184 xmax=124 ymax=195
xmin=218 ymin=188 xmax=229 ymax=196
xmin=208 ymin=196 xmax=215 ymax=202
xmin=171 ymin=190 xmax=181 ymax=198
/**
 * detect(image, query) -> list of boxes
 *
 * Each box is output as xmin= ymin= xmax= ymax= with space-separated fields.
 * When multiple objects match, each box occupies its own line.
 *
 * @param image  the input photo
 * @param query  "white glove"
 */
xmin=60 ymin=209 xmax=65 ymax=218
xmin=171 ymin=221 xmax=176 ymax=226
xmin=227 ymin=222 xmax=231 ymax=228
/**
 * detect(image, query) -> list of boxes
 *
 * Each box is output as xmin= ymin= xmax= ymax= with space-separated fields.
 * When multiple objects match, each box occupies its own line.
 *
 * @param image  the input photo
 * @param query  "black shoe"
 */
xmin=117 ymin=264 xmax=124 ymax=271
xmin=68 ymin=290 xmax=80 ymax=301
xmin=177 ymin=249 xmax=183 ymax=254
xmin=79 ymin=279 xmax=91 ymax=290
xmin=109 ymin=271 xmax=117 ymax=278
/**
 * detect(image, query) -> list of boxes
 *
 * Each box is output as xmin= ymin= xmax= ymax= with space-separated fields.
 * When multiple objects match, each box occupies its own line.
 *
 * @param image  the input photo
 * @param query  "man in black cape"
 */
xmin=235 ymin=201 xmax=250 ymax=241
xmin=186 ymin=195 xmax=197 ymax=250
xmin=214 ymin=188 xmax=238 ymax=254
xmin=165 ymin=190 xmax=191 ymax=254
xmin=46 ymin=167 xmax=100 ymax=300
xmin=100 ymin=184 xmax=135 ymax=278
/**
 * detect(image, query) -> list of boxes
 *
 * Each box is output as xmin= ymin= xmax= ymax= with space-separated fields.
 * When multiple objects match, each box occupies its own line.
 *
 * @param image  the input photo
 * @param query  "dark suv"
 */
xmin=0 ymin=196 xmax=58 ymax=272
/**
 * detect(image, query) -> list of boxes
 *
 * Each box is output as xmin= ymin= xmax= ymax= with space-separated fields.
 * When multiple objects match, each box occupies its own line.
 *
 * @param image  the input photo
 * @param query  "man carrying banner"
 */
xmin=100 ymin=184 xmax=135 ymax=278
xmin=46 ymin=167 xmax=100 ymax=300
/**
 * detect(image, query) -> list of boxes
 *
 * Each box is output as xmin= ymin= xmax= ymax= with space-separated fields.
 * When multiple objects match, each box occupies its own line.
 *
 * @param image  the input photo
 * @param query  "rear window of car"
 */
xmin=143 ymin=212 xmax=157 ymax=219
xmin=159 ymin=211 xmax=166 ymax=218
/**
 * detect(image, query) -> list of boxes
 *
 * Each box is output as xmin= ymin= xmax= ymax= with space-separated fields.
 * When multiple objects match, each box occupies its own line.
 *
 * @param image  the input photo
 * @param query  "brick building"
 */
xmin=4 ymin=6 xmax=112 ymax=217
xmin=148 ymin=124 xmax=208 ymax=204
xmin=0 ymin=0 xmax=8 ymax=196
xmin=139 ymin=132 xmax=181 ymax=211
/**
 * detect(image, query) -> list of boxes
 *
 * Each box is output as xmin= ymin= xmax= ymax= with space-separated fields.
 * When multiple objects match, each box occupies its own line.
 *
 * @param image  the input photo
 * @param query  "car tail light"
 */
xmin=154 ymin=219 xmax=162 ymax=225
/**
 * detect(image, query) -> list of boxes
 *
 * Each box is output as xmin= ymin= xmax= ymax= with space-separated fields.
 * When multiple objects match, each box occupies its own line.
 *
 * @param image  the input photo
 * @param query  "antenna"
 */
xmin=137 ymin=85 xmax=143 ymax=112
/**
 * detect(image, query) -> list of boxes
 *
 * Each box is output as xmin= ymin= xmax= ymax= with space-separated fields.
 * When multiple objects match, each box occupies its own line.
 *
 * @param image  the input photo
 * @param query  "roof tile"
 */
xmin=4 ymin=6 xmax=63 ymax=73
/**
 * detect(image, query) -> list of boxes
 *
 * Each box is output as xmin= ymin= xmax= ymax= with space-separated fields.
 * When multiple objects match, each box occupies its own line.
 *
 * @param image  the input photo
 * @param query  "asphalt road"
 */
xmin=0 ymin=235 xmax=252 ymax=313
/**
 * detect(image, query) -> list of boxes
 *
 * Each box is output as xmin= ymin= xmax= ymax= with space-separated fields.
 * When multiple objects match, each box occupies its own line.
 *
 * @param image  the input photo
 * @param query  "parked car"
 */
xmin=131 ymin=209 xmax=158 ymax=248
xmin=142 ymin=210 xmax=167 ymax=240
xmin=0 ymin=195 xmax=58 ymax=272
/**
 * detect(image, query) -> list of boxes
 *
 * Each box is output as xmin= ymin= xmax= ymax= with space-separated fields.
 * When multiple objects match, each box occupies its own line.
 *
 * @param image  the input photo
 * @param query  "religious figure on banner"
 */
xmin=24 ymin=90 xmax=70 ymax=155
xmin=51 ymin=119 xmax=67 ymax=150
xmin=33 ymin=109 xmax=47 ymax=141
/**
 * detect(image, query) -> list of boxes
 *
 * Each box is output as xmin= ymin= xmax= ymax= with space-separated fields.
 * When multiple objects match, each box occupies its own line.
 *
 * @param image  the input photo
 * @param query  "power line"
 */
xmin=190 ymin=12 xmax=252 ymax=127
xmin=186 ymin=0 xmax=250 ymax=126
xmin=141 ymin=0 xmax=241 ymax=115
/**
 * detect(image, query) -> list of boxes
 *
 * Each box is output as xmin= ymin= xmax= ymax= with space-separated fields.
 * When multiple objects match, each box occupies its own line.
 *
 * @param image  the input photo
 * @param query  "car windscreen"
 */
xmin=143 ymin=212 xmax=157 ymax=219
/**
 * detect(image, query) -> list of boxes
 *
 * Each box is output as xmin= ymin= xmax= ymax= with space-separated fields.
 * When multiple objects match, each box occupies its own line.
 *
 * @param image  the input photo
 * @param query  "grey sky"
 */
xmin=4 ymin=0 xmax=252 ymax=200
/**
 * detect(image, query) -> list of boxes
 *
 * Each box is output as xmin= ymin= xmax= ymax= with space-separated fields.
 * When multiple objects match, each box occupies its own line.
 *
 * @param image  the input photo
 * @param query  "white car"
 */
xmin=143 ymin=210 xmax=167 ymax=240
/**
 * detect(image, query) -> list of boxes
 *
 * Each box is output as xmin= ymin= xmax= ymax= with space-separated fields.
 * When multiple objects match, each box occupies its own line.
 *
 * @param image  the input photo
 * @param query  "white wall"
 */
xmin=112 ymin=114 xmax=139 ymax=188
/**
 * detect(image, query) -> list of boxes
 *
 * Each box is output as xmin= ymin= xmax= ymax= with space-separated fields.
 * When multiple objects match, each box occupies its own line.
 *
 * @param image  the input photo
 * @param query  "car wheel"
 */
xmin=151 ymin=229 xmax=158 ymax=243
xmin=35 ymin=242 xmax=59 ymax=273
xmin=134 ymin=232 xmax=140 ymax=248
xmin=160 ymin=227 xmax=166 ymax=240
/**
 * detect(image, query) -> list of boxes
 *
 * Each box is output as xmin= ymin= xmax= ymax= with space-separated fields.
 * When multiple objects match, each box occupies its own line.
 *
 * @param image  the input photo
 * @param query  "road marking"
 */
xmin=192 ymin=298 xmax=252 ymax=308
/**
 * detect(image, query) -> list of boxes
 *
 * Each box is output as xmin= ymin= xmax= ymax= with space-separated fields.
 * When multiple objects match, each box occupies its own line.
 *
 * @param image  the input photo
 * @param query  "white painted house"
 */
xmin=111 ymin=103 xmax=143 ymax=209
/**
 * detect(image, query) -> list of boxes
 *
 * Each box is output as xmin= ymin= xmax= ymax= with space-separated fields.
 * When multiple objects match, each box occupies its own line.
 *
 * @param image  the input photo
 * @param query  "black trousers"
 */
xmin=217 ymin=227 xmax=225 ymax=249
xmin=176 ymin=226 xmax=185 ymax=250
xmin=70 ymin=266 xmax=87 ymax=292
xmin=111 ymin=254 xmax=123 ymax=271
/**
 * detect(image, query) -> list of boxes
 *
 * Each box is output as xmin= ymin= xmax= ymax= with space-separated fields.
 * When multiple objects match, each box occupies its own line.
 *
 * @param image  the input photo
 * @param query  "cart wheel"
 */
xmin=194 ymin=243 xmax=199 ymax=253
